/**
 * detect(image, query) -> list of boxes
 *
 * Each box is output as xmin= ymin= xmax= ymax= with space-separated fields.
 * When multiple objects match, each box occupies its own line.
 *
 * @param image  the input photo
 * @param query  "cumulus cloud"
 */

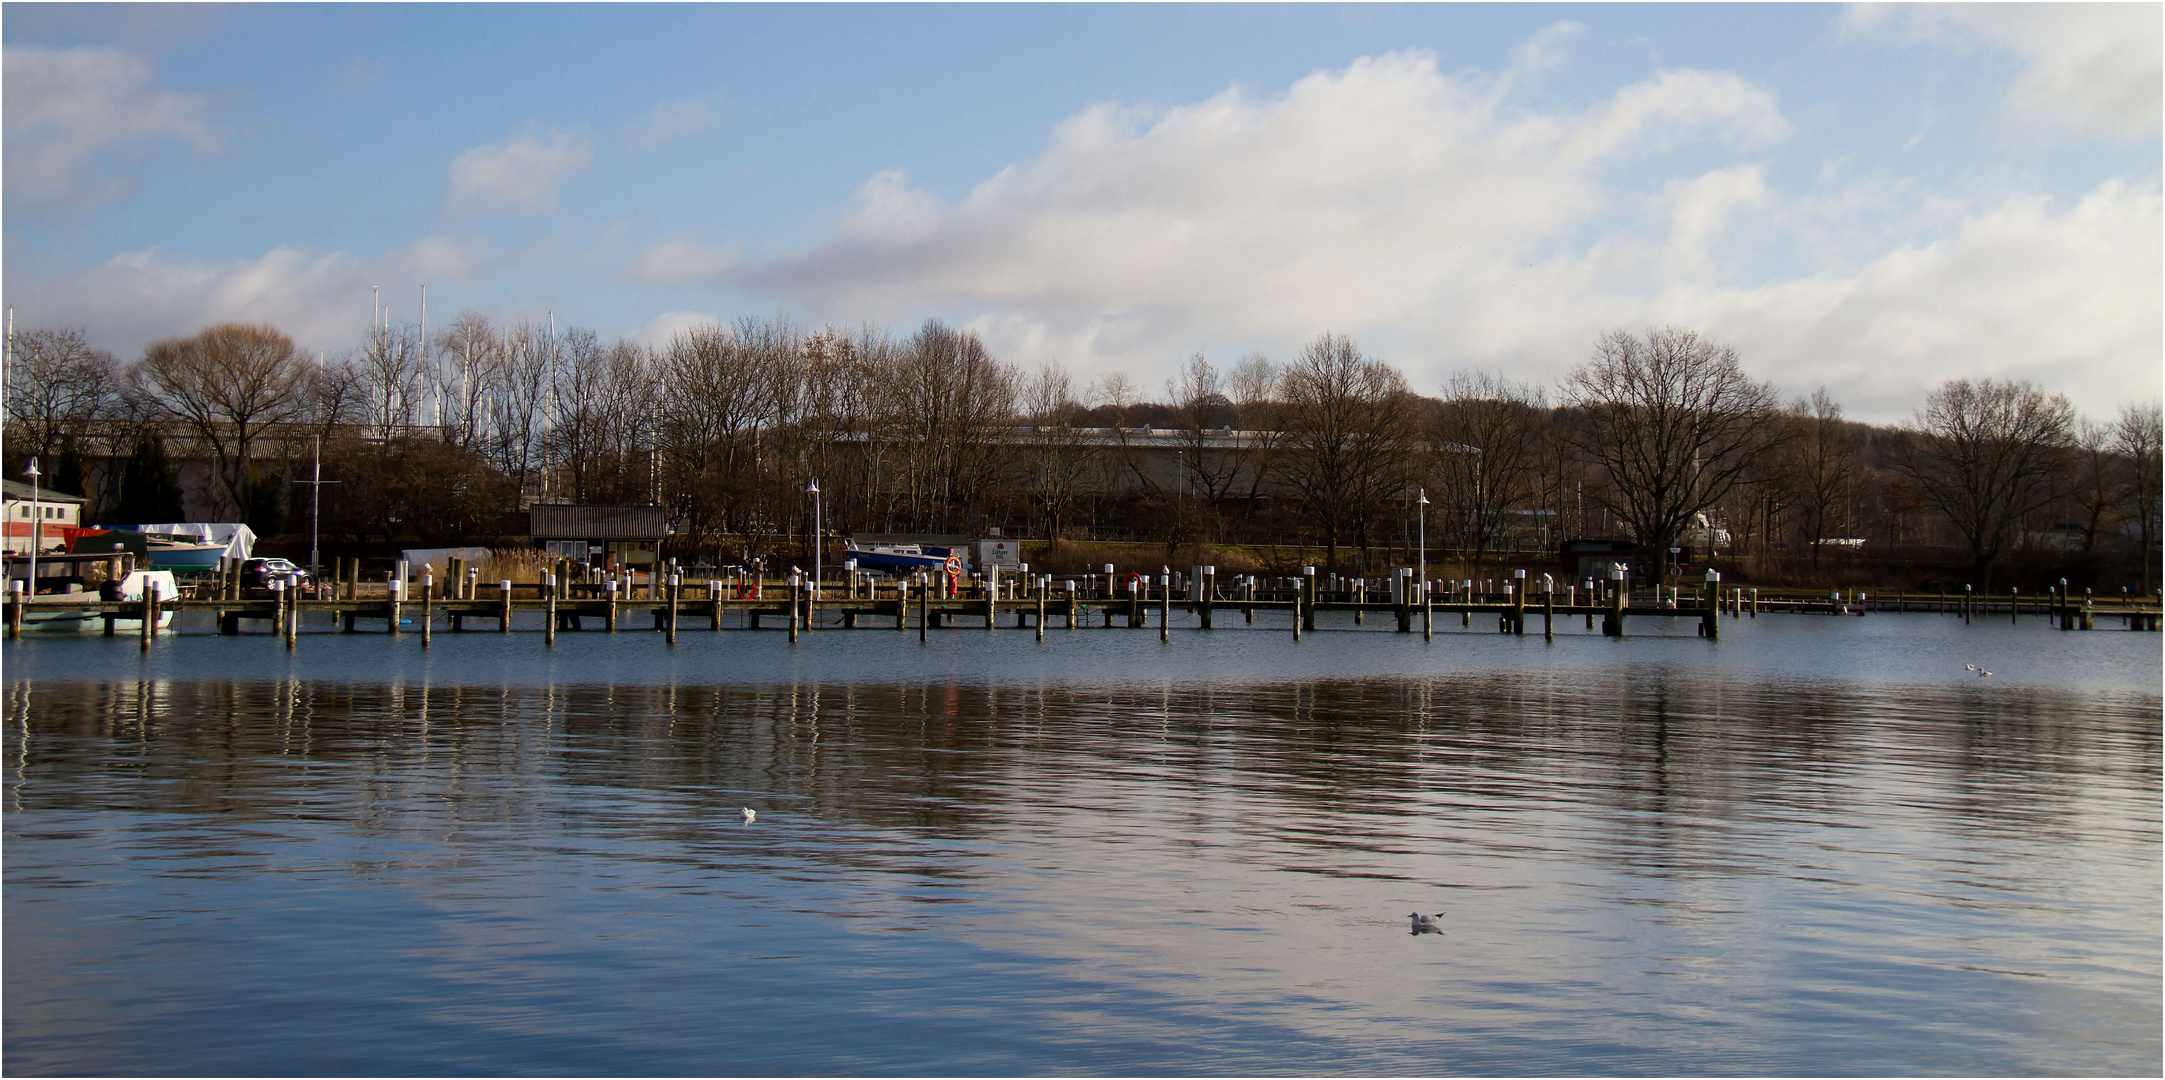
xmin=628 ymin=98 xmax=716 ymax=149
xmin=1848 ymin=3 xmax=2163 ymax=140
xmin=445 ymin=130 xmax=593 ymax=213
xmin=2 ymin=44 xmax=217 ymax=209
xmin=3 ymin=236 xmax=485 ymax=359
xmin=634 ymin=38 xmax=2155 ymax=420
xmin=629 ymin=239 xmax=740 ymax=284
xmin=631 ymin=310 xmax=726 ymax=348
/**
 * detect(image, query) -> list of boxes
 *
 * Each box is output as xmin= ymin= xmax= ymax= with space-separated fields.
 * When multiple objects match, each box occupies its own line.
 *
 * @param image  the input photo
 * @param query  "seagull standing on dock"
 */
xmin=741 ymin=808 xmax=757 ymax=825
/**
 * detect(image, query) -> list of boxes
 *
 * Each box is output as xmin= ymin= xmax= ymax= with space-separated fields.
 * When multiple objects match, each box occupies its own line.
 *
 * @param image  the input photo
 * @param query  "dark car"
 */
xmin=241 ymin=557 xmax=309 ymax=590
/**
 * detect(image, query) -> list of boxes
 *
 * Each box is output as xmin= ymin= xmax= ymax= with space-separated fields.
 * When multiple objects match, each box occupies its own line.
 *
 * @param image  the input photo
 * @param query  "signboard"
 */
xmin=978 ymin=539 xmax=1021 ymax=570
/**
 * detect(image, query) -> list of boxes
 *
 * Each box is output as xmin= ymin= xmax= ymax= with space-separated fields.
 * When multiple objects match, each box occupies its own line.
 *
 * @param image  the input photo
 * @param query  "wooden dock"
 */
xmin=10 ymin=570 xmax=2158 ymax=646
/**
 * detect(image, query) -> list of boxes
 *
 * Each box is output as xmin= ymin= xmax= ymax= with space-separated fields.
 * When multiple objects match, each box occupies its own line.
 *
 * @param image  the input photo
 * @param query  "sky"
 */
xmin=3 ymin=2 xmax=2159 ymax=423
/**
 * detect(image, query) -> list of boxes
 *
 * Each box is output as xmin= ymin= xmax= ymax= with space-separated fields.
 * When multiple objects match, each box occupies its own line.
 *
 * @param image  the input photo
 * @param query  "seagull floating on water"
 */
xmin=741 ymin=807 xmax=757 ymax=824
xmin=1409 ymin=911 xmax=1445 ymax=934
xmin=1965 ymin=664 xmax=1978 ymax=672
xmin=1977 ymin=669 xmax=1992 ymax=678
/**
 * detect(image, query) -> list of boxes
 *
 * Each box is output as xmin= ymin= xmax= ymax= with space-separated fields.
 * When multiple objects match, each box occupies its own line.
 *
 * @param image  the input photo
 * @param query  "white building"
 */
xmin=3 ymin=479 xmax=87 ymax=556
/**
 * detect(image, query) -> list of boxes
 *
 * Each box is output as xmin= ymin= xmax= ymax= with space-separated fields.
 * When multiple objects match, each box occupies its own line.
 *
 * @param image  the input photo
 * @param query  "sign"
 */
xmin=978 ymin=539 xmax=1021 ymax=570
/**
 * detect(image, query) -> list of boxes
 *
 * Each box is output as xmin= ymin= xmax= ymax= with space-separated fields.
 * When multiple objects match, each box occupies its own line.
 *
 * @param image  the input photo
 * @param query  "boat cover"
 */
xmin=110 ymin=523 xmax=257 ymax=561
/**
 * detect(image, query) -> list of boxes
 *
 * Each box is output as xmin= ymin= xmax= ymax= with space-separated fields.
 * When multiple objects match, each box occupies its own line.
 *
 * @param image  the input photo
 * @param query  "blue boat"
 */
xmin=843 ymin=539 xmax=962 ymax=578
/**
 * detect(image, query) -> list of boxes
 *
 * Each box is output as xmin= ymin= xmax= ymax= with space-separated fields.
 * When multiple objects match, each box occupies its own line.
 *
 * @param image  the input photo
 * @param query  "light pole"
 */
xmin=806 ymin=478 xmax=822 ymax=600
xmin=1417 ymin=488 xmax=1429 ymax=601
xmin=22 ymin=456 xmax=40 ymax=597
xmin=290 ymin=435 xmax=340 ymax=583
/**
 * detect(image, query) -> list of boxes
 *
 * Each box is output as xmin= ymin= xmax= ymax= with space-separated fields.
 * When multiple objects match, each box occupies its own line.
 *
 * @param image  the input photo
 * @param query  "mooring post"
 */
xmin=918 ymin=571 xmax=929 ymax=642
xmin=1423 ymin=577 xmax=1434 ymax=641
xmin=146 ymin=579 xmax=163 ymax=651
xmin=605 ymin=578 xmax=618 ymax=632
xmin=497 ymin=579 xmax=512 ymax=634
xmin=1303 ymin=566 xmax=1317 ymax=632
xmin=666 ymin=574 xmax=680 ymax=644
xmin=1605 ymin=568 xmax=1626 ymax=637
xmin=789 ymin=571 xmax=801 ymax=643
xmin=1159 ymin=574 xmax=1171 ymax=641
xmin=1292 ymin=575 xmax=1303 ymax=641
xmin=2082 ymin=588 xmax=2094 ymax=631
xmin=1200 ymin=565 xmax=1215 ymax=630
xmin=1513 ymin=569 xmax=1527 ymax=635
xmin=1702 ymin=570 xmax=1721 ymax=640
xmin=422 ymin=572 xmax=434 ymax=647
xmin=2011 ymin=587 xmax=2019 ymax=625
xmin=1543 ymin=574 xmax=1555 ymax=642
xmin=986 ymin=563 xmax=998 ymax=631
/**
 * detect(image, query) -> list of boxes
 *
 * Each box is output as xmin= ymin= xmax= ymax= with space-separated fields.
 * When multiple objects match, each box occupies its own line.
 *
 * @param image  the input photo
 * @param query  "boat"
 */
xmin=143 ymin=539 xmax=228 ymax=573
xmin=843 ymin=538 xmax=964 ymax=578
xmin=12 ymin=570 xmax=178 ymax=633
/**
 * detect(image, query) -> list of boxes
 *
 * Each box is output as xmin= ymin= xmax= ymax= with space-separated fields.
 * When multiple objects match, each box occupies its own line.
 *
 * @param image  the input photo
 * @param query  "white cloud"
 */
xmin=3 ymin=237 xmax=486 ymax=359
xmin=651 ymin=39 xmax=2157 ymax=421
xmin=1848 ymin=3 xmax=2163 ymax=140
xmin=628 ymin=99 xmax=715 ymax=149
xmin=1 ymin=45 xmax=217 ymax=208
xmin=631 ymin=310 xmax=725 ymax=348
xmin=629 ymin=239 xmax=740 ymax=284
xmin=445 ymin=130 xmax=593 ymax=213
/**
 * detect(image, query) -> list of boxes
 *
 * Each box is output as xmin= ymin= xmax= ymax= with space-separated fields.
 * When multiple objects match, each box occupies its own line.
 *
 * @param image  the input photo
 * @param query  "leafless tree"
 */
xmin=1280 ymin=333 xmax=1418 ymax=574
xmin=435 ymin=311 xmax=502 ymax=453
xmin=1780 ymin=387 xmax=1860 ymax=570
xmin=4 ymin=327 xmax=121 ymax=474
xmin=134 ymin=322 xmax=318 ymax=524
xmin=355 ymin=320 xmax=428 ymax=443
xmin=1018 ymin=361 xmax=1094 ymax=542
xmin=2113 ymin=401 xmax=2162 ymax=592
xmin=1429 ymin=370 xmax=1544 ymax=579
xmin=1563 ymin=327 xmax=1778 ymax=585
xmin=1902 ymin=377 xmax=2074 ymax=589
xmin=891 ymin=319 xmax=1015 ymax=532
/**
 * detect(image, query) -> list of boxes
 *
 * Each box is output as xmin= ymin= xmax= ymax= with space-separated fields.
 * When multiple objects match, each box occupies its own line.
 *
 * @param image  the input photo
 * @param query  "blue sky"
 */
xmin=4 ymin=3 xmax=2158 ymax=421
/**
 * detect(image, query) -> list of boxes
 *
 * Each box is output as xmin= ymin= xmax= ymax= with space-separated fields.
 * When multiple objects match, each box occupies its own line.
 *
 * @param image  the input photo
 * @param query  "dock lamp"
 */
xmin=22 ymin=457 xmax=40 ymax=597
xmin=806 ymin=478 xmax=822 ymax=600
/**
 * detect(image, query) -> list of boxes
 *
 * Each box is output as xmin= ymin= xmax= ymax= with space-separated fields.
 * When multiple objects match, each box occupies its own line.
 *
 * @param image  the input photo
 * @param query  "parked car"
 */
xmin=241 ymin=558 xmax=309 ymax=590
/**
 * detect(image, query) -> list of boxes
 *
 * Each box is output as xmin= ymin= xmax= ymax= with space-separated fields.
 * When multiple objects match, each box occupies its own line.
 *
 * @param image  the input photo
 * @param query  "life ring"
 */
xmin=1125 ymin=572 xmax=1145 ymax=593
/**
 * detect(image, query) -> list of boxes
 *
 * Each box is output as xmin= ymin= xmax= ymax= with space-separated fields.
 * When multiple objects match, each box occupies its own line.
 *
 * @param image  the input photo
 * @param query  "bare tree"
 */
xmin=1280 ymin=333 xmax=1418 ymax=574
xmin=1564 ymin=327 xmax=1778 ymax=585
xmin=355 ymin=320 xmax=428 ymax=443
xmin=1430 ymin=371 xmax=1544 ymax=579
xmin=1781 ymin=387 xmax=1860 ymax=571
xmin=435 ymin=311 xmax=502 ymax=452
xmin=4 ymin=327 xmax=121 ymax=477
xmin=2113 ymin=401 xmax=2162 ymax=592
xmin=134 ymin=323 xmax=318 ymax=526
xmin=1902 ymin=377 xmax=2074 ymax=589
xmin=1018 ymin=361 xmax=1094 ymax=542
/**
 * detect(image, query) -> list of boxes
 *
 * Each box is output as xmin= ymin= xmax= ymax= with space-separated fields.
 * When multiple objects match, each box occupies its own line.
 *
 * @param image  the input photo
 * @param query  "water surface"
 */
xmin=6 ymin=614 xmax=2159 ymax=1075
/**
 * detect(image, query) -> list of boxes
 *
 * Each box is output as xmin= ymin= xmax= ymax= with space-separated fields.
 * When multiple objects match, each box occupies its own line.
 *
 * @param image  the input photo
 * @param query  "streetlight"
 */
xmin=22 ymin=456 xmax=40 ymax=597
xmin=1416 ymin=488 xmax=1430 ymax=602
xmin=806 ymin=478 xmax=822 ymax=600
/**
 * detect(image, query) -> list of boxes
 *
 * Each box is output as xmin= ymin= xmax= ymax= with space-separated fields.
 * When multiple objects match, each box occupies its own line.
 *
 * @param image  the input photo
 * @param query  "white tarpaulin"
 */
xmin=123 ymin=523 xmax=257 ymax=561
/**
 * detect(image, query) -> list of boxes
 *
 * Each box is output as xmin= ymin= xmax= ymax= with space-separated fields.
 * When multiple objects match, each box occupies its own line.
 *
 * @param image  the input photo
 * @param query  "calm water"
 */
xmin=5 ymin=612 xmax=2159 ymax=1075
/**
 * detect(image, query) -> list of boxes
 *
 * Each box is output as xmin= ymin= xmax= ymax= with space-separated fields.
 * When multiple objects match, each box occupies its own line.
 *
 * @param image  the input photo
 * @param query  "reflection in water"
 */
xmin=4 ymin=670 xmax=2159 ymax=1075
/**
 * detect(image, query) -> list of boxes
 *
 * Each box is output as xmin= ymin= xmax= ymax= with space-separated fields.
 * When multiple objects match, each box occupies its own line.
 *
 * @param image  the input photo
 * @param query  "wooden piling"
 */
xmin=1512 ymin=572 xmax=1527 ymax=636
xmin=1160 ymin=576 xmax=1171 ymax=641
xmin=421 ymin=573 xmax=434 ymax=647
xmin=500 ymin=580 xmax=513 ymax=634
xmin=1423 ymin=579 xmax=1433 ymax=641
xmin=789 ymin=575 xmax=801 ymax=643
xmin=666 ymin=574 xmax=680 ymax=644
xmin=282 ymin=583 xmax=297 ymax=649
xmin=1701 ymin=574 xmax=1720 ymax=640
xmin=143 ymin=584 xmax=158 ymax=651
xmin=1543 ymin=583 xmax=1554 ymax=642
xmin=918 ymin=573 xmax=929 ymax=642
xmin=1302 ymin=568 xmax=1317 ymax=632
xmin=606 ymin=581 xmax=618 ymax=633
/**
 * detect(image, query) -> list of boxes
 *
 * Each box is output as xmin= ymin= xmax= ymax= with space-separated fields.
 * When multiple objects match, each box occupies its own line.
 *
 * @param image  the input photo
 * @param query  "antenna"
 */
xmin=421 ymin=284 xmax=435 ymax=428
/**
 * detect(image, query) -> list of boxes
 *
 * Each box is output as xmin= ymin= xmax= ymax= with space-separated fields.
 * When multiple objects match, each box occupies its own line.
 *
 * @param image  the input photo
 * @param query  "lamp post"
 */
xmin=1416 ymin=488 xmax=1429 ymax=602
xmin=806 ymin=478 xmax=822 ymax=600
xmin=22 ymin=456 xmax=40 ymax=597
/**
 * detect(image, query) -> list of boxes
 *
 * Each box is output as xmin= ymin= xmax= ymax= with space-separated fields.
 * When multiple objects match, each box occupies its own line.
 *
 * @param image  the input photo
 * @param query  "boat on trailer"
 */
xmin=843 ymin=538 xmax=963 ymax=578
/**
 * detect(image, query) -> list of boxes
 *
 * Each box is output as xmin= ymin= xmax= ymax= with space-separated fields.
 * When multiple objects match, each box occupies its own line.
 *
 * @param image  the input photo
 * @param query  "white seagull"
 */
xmin=741 ymin=807 xmax=757 ymax=825
xmin=1409 ymin=911 xmax=1445 ymax=934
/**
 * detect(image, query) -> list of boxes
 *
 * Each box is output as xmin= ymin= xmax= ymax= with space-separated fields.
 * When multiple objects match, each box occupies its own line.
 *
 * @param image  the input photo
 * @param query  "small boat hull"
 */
xmin=844 ymin=542 xmax=962 ymax=577
xmin=146 ymin=542 xmax=226 ymax=573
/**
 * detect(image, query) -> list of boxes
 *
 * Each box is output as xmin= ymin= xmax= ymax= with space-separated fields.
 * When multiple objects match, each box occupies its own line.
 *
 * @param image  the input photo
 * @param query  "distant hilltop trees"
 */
xmin=3 ymin=314 xmax=2158 ymax=592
